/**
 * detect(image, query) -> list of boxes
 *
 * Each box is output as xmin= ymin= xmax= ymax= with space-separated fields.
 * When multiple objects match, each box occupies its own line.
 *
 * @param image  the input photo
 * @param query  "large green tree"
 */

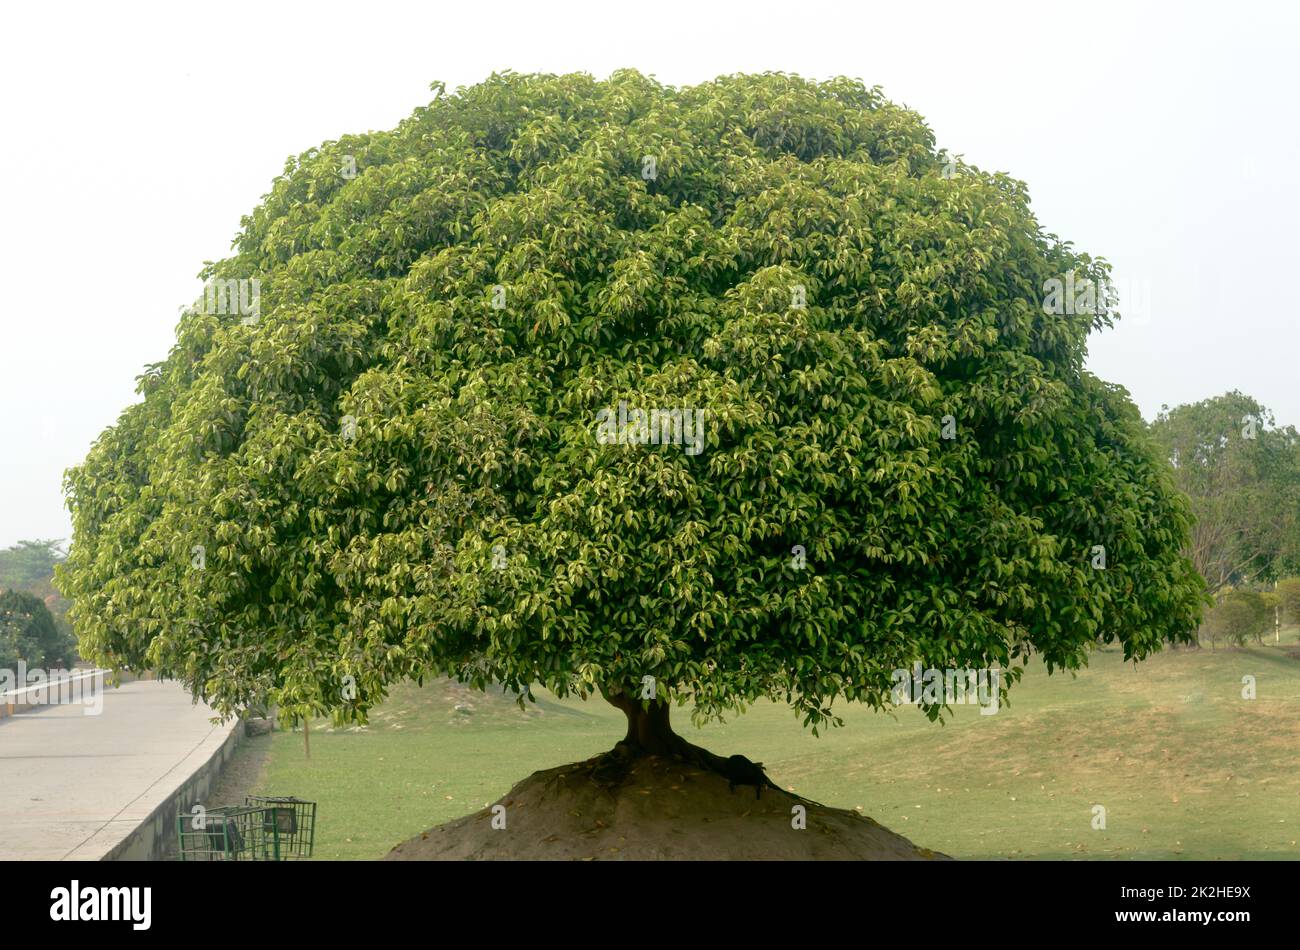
xmin=60 ymin=72 xmax=1204 ymax=773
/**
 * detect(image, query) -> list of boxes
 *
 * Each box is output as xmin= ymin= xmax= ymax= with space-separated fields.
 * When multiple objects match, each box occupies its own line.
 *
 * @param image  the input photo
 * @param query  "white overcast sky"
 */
xmin=1 ymin=0 xmax=1296 ymax=549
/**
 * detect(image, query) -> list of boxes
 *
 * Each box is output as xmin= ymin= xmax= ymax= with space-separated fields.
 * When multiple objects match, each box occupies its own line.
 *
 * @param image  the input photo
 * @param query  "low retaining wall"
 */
xmin=0 ymin=667 xmax=246 ymax=860
xmin=101 ymin=716 xmax=245 ymax=861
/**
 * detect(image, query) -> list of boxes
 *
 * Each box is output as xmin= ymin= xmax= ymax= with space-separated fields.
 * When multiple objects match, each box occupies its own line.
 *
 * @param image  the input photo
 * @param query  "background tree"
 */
xmin=0 ymin=605 xmax=21 ymax=672
xmin=59 ymin=72 xmax=1206 ymax=777
xmin=1149 ymin=392 xmax=1300 ymax=595
xmin=0 ymin=539 xmax=67 ymax=590
xmin=0 ymin=589 xmax=74 ymax=669
xmin=0 ymin=539 xmax=76 ymax=656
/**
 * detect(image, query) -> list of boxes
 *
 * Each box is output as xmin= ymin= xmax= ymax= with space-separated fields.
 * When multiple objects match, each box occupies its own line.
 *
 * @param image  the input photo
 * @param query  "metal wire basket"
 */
xmin=245 ymin=796 xmax=316 ymax=859
xmin=176 ymin=805 xmax=283 ymax=861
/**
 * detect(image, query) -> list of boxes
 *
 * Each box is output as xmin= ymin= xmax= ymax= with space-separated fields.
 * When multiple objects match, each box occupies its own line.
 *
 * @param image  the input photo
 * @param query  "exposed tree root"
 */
xmin=593 ymin=692 xmax=780 ymax=799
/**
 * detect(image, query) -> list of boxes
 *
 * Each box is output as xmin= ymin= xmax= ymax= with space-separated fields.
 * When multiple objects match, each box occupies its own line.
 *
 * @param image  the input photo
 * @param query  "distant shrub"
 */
xmin=1204 ymin=589 xmax=1270 ymax=647
xmin=1276 ymin=577 xmax=1300 ymax=625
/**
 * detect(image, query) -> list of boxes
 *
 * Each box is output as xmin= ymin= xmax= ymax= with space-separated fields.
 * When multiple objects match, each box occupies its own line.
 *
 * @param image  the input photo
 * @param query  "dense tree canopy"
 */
xmin=60 ymin=71 xmax=1205 ymax=732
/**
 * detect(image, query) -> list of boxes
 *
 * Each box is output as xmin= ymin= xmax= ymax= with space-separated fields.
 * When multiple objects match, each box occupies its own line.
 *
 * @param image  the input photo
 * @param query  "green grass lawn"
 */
xmin=247 ymin=630 xmax=1300 ymax=860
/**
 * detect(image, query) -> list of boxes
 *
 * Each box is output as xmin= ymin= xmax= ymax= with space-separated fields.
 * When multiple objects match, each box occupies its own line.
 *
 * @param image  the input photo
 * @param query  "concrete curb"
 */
xmin=95 ymin=716 xmax=245 ymax=861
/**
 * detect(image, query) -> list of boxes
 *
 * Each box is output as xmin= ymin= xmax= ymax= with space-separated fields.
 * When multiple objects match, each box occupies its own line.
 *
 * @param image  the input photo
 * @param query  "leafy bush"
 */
xmin=1205 ymin=589 xmax=1270 ymax=647
xmin=1276 ymin=577 xmax=1300 ymax=625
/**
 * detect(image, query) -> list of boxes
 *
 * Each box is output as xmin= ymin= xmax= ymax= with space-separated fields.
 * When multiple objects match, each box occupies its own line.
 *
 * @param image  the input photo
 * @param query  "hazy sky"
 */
xmin=2 ymin=0 xmax=1296 ymax=549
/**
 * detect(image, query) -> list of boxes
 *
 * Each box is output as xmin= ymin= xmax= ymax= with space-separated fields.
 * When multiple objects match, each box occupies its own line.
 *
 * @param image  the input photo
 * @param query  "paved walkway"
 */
xmin=0 ymin=679 xmax=236 ymax=860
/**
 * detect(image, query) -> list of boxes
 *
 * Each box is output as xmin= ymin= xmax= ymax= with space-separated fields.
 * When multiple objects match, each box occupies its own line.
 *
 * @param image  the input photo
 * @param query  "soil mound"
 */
xmin=386 ymin=754 xmax=950 ymax=861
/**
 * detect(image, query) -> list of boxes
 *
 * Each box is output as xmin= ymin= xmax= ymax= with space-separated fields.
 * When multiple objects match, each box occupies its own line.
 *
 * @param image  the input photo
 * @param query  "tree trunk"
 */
xmin=603 ymin=691 xmax=680 ymax=754
xmin=593 ymin=689 xmax=778 ymax=796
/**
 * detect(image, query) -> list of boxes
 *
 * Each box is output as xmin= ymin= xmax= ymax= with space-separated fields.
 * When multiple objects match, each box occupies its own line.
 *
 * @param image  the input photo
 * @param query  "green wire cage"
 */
xmin=245 ymin=796 xmax=317 ymax=859
xmin=175 ymin=798 xmax=316 ymax=861
xmin=176 ymin=805 xmax=282 ymax=861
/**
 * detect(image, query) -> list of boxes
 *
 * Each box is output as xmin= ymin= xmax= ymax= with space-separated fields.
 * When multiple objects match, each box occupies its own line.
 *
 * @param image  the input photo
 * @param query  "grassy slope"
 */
xmin=251 ymin=633 xmax=1300 ymax=860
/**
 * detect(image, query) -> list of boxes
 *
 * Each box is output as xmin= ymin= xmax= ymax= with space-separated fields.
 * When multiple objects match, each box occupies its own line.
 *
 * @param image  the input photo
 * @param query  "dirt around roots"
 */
xmin=385 ymin=753 xmax=951 ymax=861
